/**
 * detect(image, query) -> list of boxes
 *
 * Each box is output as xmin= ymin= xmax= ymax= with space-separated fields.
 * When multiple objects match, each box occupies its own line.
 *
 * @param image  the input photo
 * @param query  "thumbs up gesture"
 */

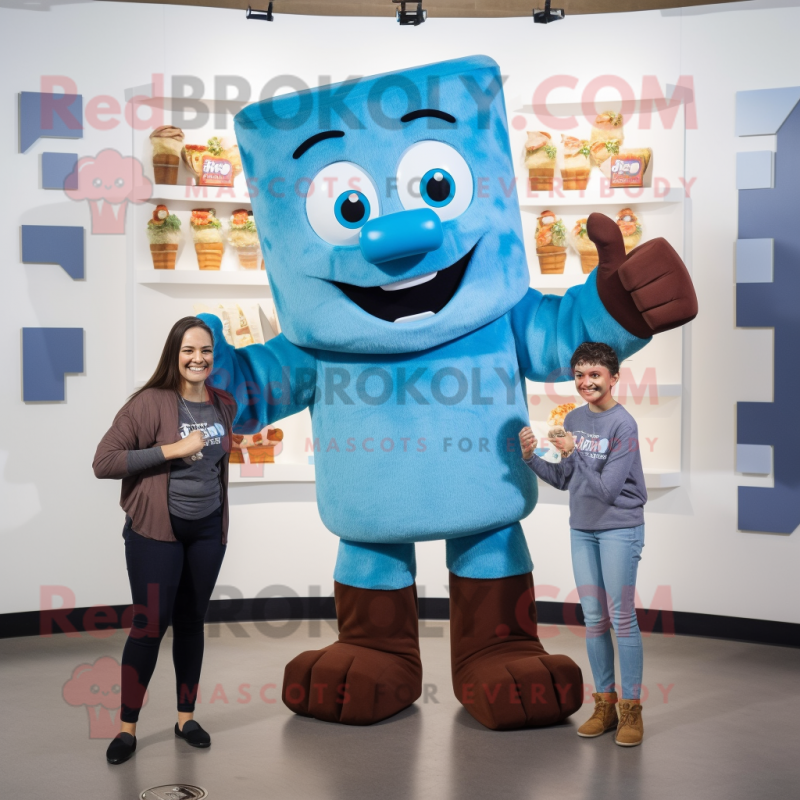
xmin=587 ymin=213 xmax=698 ymax=339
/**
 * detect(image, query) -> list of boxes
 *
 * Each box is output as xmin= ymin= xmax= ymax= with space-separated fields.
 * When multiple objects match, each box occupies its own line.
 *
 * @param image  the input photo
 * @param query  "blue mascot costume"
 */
xmin=200 ymin=56 xmax=697 ymax=730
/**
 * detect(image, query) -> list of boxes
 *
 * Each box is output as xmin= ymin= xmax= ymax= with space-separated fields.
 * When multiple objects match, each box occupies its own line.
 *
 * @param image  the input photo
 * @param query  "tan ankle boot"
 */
xmin=615 ymin=699 xmax=644 ymax=746
xmin=577 ymin=692 xmax=618 ymax=737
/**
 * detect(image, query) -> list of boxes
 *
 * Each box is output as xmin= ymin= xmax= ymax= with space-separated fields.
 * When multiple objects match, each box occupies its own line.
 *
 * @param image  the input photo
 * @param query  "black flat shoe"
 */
xmin=106 ymin=733 xmax=136 ymax=765
xmin=175 ymin=720 xmax=211 ymax=748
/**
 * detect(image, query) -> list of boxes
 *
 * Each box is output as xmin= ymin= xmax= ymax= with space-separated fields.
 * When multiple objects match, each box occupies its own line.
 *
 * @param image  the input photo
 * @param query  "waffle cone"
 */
xmin=536 ymin=245 xmax=567 ymax=274
xmin=528 ymin=167 xmax=555 ymax=192
xmin=195 ymin=242 xmax=223 ymax=270
xmin=579 ymin=252 xmax=599 ymax=274
xmin=236 ymin=245 xmax=260 ymax=270
xmin=150 ymin=243 xmax=178 ymax=269
xmin=153 ymin=154 xmax=179 ymax=185
xmin=560 ymin=167 xmax=590 ymax=190
xmin=623 ymin=234 xmax=642 ymax=254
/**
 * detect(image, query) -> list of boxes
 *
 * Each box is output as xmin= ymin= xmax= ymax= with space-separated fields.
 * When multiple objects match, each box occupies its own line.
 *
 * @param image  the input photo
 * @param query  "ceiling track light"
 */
xmin=533 ymin=1 xmax=565 ymax=24
xmin=394 ymin=1 xmax=426 ymax=26
xmin=246 ymin=3 xmax=274 ymax=21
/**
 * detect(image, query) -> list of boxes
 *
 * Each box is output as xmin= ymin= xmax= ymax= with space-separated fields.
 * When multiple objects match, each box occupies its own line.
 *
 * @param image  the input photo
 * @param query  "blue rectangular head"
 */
xmin=234 ymin=55 xmax=529 ymax=354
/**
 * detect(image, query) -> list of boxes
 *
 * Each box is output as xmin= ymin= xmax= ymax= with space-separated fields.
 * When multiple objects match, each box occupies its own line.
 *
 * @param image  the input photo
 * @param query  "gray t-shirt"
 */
xmin=524 ymin=403 xmax=647 ymax=531
xmin=125 ymin=396 xmax=227 ymax=520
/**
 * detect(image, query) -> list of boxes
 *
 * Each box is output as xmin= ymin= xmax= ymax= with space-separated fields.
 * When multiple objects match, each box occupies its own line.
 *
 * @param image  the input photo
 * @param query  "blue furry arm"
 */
xmin=510 ymin=270 xmax=652 ymax=382
xmin=198 ymin=313 xmax=317 ymax=434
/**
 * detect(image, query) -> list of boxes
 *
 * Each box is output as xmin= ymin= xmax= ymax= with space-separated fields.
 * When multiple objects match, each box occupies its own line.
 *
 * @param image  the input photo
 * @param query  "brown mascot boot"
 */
xmin=450 ymin=572 xmax=583 ymax=730
xmin=615 ymin=699 xmax=644 ymax=746
xmin=282 ymin=581 xmax=422 ymax=725
xmin=577 ymin=692 xmax=619 ymax=737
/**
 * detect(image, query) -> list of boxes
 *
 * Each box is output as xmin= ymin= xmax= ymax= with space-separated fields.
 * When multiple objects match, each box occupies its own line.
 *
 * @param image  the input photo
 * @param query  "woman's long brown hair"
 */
xmin=128 ymin=316 xmax=215 ymax=403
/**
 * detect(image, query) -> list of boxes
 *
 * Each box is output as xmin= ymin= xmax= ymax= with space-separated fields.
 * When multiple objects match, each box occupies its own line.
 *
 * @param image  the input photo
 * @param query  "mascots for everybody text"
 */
xmin=200 ymin=57 xmax=697 ymax=730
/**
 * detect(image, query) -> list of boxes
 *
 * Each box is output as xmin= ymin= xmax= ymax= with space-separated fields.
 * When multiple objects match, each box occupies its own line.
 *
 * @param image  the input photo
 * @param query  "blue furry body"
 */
xmin=200 ymin=55 xmax=650 ymax=588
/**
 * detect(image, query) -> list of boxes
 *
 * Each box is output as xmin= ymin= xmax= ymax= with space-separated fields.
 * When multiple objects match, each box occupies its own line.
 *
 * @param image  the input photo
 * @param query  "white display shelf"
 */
xmin=146 ymin=184 xmax=254 ymax=205
xmin=228 ymin=462 xmax=677 ymax=489
xmin=228 ymin=463 xmax=315 ymax=483
xmin=135 ymin=269 xmax=268 ymax=286
xmin=528 ymin=382 xmax=682 ymax=398
xmin=518 ymin=186 xmax=683 ymax=207
xmin=643 ymin=469 xmax=682 ymax=490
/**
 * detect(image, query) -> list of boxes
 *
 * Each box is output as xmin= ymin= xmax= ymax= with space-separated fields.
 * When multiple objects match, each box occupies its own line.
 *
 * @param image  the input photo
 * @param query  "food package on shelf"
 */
xmin=230 ymin=427 xmax=284 ymax=464
xmin=192 ymin=303 xmax=234 ymax=346
xmin=221 ymin=302 xmax=266 ymax=348
xmin=146 ymin=205 xmax=181 ymax=269
xmin=192 ymin=301 xmax=268 ymax=348
xmin=182 ymin=137 xmax=243 ymax=187
xmin=602 ymin=148 xmax=652 ymax=188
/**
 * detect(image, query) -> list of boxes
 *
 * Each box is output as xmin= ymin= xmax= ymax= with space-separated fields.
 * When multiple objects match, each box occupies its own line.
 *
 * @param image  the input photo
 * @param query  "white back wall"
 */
xmin=1 ymin=0 xmax=798 ymax=623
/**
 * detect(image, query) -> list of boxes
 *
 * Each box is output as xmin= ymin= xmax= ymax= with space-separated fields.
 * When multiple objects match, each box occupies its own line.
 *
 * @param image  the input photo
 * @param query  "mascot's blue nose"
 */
xmin=359 ymin=208 xmax=443 ymax=265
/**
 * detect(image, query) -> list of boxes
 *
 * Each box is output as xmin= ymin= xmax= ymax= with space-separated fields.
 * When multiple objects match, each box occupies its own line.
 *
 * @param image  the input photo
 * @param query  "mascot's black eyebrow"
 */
xmin=293 ymin=130 xmax=345 ymax=160
xmin=401 ymin=109 xmax=457 ymax=124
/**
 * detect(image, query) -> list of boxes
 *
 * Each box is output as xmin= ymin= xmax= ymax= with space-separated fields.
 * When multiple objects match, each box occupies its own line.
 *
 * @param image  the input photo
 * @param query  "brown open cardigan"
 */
xmin=93 ymin=386 xmax=238 ymax=543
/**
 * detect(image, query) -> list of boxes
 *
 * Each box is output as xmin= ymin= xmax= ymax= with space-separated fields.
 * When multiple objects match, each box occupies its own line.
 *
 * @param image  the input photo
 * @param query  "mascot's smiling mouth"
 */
xmin=334 ymin=244 xmax=476 ymax=324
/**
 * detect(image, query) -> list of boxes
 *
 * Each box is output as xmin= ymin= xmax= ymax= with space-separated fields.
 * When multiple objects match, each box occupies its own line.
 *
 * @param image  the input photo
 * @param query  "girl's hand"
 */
xmin=549 ymin=430 xmax=575 ymax=456
xmin=519 ymin=427 xmax=538 ymax=460
xmin=162 ymin=429 xmax=206 ymax=460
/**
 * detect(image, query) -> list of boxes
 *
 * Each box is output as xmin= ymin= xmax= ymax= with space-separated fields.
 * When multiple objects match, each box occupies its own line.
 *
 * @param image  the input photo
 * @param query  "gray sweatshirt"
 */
xmin=524 ymin=403 xmax=646 ymax=531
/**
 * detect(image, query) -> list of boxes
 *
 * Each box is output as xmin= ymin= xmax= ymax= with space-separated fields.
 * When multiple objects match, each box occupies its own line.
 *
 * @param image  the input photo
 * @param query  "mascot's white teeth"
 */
xmin=381 ymin=272 xmax=438 ymax=292
xmin=394 ymin=311 xmax=436 ymax=324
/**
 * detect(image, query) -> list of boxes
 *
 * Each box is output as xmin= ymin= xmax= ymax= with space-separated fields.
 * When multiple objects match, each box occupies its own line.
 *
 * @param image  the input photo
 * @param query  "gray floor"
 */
xmin=1 ymin=622 xmax=798 ymax=799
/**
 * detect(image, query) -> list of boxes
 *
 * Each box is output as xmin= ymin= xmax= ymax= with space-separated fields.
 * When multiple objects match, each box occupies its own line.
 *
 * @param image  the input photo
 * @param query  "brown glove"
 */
xmin=588 ymin=212 xmax=698 ymax=340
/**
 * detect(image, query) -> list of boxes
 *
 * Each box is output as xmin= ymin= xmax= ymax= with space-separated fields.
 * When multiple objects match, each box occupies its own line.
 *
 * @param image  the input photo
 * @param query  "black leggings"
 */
xmin=120 ymin=507 xmax=226 ymax=723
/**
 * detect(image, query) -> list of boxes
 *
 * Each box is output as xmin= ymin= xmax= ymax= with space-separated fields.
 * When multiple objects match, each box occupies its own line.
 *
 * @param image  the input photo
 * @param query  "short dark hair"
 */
xmin=570 ymin=342 xmax=620 ymax=376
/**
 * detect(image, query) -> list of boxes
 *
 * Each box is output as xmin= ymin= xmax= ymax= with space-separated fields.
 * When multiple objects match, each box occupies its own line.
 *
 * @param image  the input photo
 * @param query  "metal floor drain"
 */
xmin=140 ymin=786 xmax=208 ymax=800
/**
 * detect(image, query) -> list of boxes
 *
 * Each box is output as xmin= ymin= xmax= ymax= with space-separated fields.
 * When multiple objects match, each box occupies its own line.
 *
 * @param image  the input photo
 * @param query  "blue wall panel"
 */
xmin=19 ymin=92 xmax=83 ymax=153
xmin=21 ymin=225 xmax=85 ymax=280
xmin=22 ymin=328 xmax=84 ymax=402
xmin=736 ymin=98 xmax=800 ymax=534
xmin=42 ymin=152 xmax=78 ymax=190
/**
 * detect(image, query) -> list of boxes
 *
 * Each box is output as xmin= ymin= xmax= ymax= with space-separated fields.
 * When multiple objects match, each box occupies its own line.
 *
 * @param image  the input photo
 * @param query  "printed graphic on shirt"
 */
xmin=573 ymin=430 xmax=638 ymax=461
xmin=573 ymin=430 xmax=610 ymax=461
xmin=179 ymin=421 xmax=225 ymax=447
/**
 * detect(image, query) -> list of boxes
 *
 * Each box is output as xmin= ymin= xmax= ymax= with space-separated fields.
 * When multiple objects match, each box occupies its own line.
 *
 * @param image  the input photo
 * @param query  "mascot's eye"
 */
xmin=90 ymin=684 xmax=99 ymax=694
xmin=115 ymin=178 xmax=125 ymax=188
xmin=396 ymin=141 xmax=473 ymax=222
xmin=93 ymin=178 xmax=102 ymax=188
xmin=420 ymin=169 xmax=454 ymax=207
xmin=306 ymin=161 xmax=380 ymax=246
xmin=112 ymin=684 xmax=120 ymax=693
xmin=334 ymin=191 xmax=370 ymax=229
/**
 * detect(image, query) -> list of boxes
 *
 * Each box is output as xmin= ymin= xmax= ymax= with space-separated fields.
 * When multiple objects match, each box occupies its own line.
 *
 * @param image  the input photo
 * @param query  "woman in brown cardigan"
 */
xmin=93 ymin=316 xmax=237 ymax=765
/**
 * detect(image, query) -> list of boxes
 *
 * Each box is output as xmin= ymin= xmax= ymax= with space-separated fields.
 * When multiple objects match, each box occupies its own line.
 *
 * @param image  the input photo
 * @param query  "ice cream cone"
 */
xmin=579 ymin=252 xmax=598 ymax=274
xmin=528 ymin=167 xmax=555 ymax=192
xmin=622 ymin=234 xmax=642 ymax=254
xmin=153 ymin=154 xmax=179 ymax=185
xmin=236 ymin=245 xmax=260 ymax=270
xmin=150 ymin=243 xmax=178 ymax=269
xmin=561 ymin=167 xmax=590 ymax=191
xmin=537 ymin=245 xmax=567 ymax=274
xmin=195 ymin=242 xmax=223 ymax=270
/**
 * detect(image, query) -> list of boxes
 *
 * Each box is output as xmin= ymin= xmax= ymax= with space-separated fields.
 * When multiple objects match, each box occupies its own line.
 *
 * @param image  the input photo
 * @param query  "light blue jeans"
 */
xmin=570 ymin=525 xmax=645 ymax=700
